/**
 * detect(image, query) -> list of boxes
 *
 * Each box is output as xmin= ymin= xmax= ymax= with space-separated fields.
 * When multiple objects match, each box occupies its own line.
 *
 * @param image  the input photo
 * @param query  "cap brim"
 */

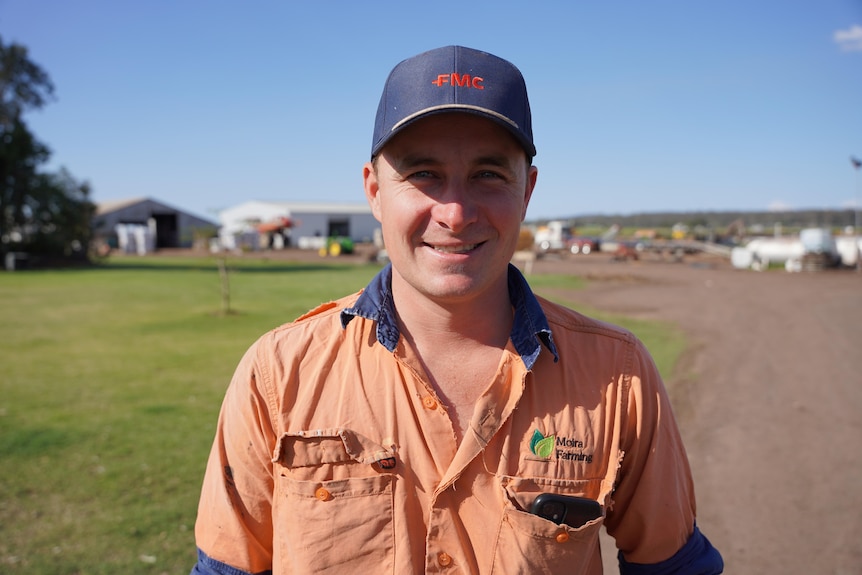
xmin=371 ymin=106 xmax=537 ymax=159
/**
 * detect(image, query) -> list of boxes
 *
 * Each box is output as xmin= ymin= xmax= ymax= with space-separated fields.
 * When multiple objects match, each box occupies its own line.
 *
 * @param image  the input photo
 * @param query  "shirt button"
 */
xmin=437 ymin=552 xmax=452 ymax=567
xmin=423 ymin=396 xmax=438 ymax=410
xmin=555 ymin=531 xmax=570 ymax=544
xmin=314 ymin=487 xmax=331 ymax=501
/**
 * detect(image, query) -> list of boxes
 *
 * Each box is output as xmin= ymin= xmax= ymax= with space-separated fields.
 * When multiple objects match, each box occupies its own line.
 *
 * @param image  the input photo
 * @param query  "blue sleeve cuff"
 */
xmin=618 ymin=524 xmax=724 ymax=575
xmin=190 ymin=548 xmax=272 ymax=575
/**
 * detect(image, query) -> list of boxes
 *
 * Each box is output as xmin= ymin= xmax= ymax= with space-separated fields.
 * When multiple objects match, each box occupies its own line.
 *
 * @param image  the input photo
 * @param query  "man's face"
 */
xmin=363 ymin=113 xmax=537 ymax=307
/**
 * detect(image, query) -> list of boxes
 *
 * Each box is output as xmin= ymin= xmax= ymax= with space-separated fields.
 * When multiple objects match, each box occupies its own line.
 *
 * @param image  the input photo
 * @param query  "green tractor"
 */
xmin=318 ymin=236 xmax=355 ymax=257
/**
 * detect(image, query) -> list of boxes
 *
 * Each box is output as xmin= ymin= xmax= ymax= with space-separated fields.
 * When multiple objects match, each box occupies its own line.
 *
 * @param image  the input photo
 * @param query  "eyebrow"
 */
xmin=394 ymin=154 xmax=440 ymax=170
xmin=474 ymin=154 xmax=515 ymax=169
xmin=394 ymin=153 xmax=515 ymax=171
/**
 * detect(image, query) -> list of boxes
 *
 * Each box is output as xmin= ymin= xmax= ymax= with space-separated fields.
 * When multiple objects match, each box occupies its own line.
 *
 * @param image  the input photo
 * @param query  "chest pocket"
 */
xmin=272 ymin=429 xmax=396 ymax=574
xmin=491 ymin=476 xmax=607 ymax=574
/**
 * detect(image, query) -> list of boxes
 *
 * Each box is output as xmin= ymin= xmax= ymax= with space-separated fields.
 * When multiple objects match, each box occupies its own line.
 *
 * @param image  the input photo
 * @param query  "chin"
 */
xmin=423 ymin=273 xmax=497 ymax=301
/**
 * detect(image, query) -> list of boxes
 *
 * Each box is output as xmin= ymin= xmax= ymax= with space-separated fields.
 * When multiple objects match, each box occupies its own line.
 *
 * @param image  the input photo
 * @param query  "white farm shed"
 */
xmin=218 ymin=200 xmax=378 ymax=251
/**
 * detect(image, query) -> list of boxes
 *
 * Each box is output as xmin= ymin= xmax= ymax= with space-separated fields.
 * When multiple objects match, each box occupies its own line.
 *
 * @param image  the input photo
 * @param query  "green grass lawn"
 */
xmin=0 ymin=255 xmax=683 ymax=574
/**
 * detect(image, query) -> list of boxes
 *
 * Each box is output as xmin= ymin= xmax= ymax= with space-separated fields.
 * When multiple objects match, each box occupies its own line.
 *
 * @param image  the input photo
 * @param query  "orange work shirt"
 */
xmin=193 ymin=265 xmax=698 ymax=574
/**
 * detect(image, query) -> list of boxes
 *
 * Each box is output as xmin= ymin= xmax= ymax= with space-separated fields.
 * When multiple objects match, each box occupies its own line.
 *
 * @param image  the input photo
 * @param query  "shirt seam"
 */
xmin=255 ymin=332 xmax=283 ymax=441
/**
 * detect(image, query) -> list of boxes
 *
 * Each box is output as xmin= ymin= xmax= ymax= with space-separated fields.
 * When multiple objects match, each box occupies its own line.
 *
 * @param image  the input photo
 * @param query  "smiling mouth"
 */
xmin=429 ymin=243 xmax=481 ymax=254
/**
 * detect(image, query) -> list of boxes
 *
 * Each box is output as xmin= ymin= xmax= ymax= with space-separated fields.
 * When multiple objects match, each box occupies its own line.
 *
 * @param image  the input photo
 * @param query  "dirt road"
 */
xmin=527 ymin=252 xmax=862 ymax=574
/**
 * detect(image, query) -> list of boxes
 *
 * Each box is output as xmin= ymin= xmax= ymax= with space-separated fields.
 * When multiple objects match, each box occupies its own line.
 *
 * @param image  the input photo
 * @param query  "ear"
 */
xmin=363 ymin=161 xmax=383 ymax=223
xmin=521 ymin=165 xmax=538 ymax=221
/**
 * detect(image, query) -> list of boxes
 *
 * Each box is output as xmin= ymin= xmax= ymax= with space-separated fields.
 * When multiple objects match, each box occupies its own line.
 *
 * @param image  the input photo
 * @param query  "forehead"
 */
xmin=379 ymin=113 xmax=527 ymax=161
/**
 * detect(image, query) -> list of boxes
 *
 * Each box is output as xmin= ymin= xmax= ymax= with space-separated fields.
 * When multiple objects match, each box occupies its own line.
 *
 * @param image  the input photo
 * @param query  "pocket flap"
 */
xmin=273 ymin=428 xmax=395 ymax=468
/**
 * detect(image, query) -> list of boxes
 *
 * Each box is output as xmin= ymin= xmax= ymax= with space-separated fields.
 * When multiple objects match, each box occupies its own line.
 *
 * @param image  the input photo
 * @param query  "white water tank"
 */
xmin=799 ymin=228 xmax=836 ymax=255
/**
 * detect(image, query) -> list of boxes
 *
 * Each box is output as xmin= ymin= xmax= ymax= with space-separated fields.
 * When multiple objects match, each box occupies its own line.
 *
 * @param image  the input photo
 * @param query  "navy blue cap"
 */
xmin=371 ymin=46 xmax=535 ymax=159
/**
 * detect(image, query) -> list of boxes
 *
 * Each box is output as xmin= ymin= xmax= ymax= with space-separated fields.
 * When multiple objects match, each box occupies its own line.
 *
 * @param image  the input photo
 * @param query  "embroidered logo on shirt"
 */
xmin=530 ymin=429 xmax=556 ymax=458
xmin=529 ymin=428 xmax=594 ymax=464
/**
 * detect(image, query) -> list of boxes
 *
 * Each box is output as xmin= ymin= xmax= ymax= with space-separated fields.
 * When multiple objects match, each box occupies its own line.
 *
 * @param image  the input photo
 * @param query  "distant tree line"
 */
xmin=535 ymin=209 xmax=858 ymax=235
xmin=1 ymin=36 xmax=94 ymax=268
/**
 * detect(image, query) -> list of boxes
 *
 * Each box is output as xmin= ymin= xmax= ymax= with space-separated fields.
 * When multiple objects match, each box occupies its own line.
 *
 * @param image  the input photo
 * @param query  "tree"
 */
xmin=1 ymin=35 xmax=94 ymax=265
xmin=25 ymin=168 xmax=96 ymax=257
xmin=0 ymin=38 xmax=54 ymax=124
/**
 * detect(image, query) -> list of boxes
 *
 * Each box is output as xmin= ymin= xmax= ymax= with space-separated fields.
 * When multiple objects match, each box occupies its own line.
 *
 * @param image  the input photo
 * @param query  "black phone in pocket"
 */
xmin=530 ymin=493 xmax=602 ymax=528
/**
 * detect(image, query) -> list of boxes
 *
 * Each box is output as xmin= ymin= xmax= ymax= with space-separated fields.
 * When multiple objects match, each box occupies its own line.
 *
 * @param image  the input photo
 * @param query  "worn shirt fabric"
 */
xmin=192 ymin=264 xmax=720 ymax=574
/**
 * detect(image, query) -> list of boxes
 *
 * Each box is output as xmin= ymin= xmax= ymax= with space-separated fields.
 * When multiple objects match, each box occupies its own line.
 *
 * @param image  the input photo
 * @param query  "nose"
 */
xmin=432 ymin=184 xmax=478 ymax=233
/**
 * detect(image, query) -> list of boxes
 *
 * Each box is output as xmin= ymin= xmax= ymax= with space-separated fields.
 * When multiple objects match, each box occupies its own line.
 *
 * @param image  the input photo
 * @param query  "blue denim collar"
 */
xmin=340 ymin=264 xmax=557 ymax=369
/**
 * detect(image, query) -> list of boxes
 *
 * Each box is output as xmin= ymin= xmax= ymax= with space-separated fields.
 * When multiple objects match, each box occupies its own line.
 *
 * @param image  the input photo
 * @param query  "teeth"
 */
xmin=433 ymin=244 xmax=478 ymax=254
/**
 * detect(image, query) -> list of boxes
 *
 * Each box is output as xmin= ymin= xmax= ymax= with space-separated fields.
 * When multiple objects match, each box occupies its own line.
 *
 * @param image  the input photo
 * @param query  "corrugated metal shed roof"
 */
xmin=95 ymin=197 xmax=150 ymax=215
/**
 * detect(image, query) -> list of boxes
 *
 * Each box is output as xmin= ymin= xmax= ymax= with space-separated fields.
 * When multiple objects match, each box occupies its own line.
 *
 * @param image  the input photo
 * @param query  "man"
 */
xmin=191 ymin=45 xmax=723 ymax=574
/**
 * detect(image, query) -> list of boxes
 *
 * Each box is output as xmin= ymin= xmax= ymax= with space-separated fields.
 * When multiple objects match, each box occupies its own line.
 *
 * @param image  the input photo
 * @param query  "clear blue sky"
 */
xmin=2 ymin=0 xmax=861 ymax=222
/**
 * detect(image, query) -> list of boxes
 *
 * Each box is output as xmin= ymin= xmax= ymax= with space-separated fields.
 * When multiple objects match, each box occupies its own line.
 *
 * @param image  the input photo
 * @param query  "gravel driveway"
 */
xmin=526 ymin=252 xmax=862 ymax=575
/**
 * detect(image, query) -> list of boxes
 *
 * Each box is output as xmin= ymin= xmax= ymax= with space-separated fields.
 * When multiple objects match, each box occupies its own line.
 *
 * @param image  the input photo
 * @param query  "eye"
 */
xmin=475 ymin=170 xmax=506 ymax=181
xmin=407 ymin=169 xmax=436 ymax=180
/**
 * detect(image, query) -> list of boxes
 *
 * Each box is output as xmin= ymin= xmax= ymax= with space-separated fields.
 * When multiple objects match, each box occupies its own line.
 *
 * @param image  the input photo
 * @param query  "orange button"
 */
xmin=314 ymin=487 xmax=331 ymax=501
xmin=437 ymin=552 xmax=452 ymax=567
xmin=423 ymin=396 xmax=438 ymax=410
xmin=555 ymin=531 xmax=570 ymax=544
